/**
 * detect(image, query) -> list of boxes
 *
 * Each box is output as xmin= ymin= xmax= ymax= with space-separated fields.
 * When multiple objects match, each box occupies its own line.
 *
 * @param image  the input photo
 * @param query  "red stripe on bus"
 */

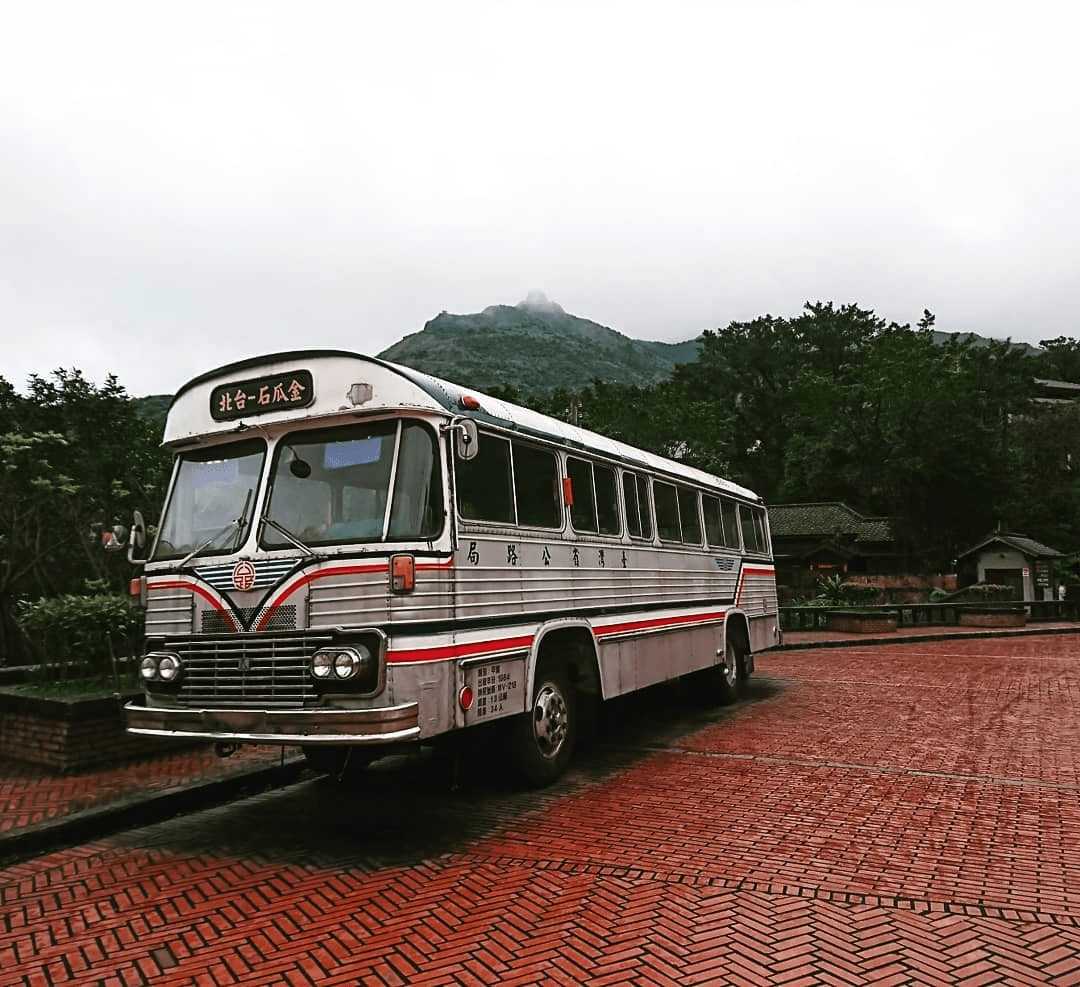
xmin=595 ymin=609 xmax=727 ymax=638
xmin=388 ymin=609 xmax=728 ymax=665
xmin=388 ymin=635 xmax=534 ymax=665
xmin=736 ymin=564 xmax=776 ymax=605
xmin=255 ymin=556 xmax=454 ymax=632
xmin=147 ymin=579 xmax=240 ymax=632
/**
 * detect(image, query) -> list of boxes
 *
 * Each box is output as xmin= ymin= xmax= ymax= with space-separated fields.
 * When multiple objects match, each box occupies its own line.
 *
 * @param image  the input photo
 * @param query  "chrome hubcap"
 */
xmin=532 ymin=684 xmax=569 ymax=759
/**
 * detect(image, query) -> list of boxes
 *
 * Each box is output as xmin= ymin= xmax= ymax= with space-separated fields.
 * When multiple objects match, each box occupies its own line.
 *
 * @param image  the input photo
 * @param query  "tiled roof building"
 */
xmin=768 ymin=502 xmax=905 ymax=596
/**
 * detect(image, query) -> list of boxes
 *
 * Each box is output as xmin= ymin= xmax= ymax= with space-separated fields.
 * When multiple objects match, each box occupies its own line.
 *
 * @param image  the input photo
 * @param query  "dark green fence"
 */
xmin=780 ymin=600 xmax=1080 ymax=632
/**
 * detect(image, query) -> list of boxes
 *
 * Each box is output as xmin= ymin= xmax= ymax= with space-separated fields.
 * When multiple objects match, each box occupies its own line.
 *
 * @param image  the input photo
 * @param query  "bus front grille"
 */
xmin=162 ymin=632 xmax=331 ymax=708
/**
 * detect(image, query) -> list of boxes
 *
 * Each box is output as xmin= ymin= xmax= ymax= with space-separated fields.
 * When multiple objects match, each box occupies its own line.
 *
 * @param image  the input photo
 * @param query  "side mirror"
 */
xmin=455 ymin=419 xmax=479 ymax=461
xmin=102 ymin=524 xmax=128 ymax=552
xmin=127 ymin=510 xmax=147 ymax=564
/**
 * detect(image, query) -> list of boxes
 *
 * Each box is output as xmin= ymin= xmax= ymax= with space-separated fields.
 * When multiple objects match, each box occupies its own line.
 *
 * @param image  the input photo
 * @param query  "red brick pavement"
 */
xmin=3 ymin=632 xmax=1080 ymax=985
xmin=0 ymin=745 xmax=296 ymax=838
xmin=0 ymin=624 xmax=1071 ymax=843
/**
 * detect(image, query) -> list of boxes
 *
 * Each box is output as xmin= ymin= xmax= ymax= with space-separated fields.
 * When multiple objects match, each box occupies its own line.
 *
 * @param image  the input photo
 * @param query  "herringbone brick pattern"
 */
xmin=4 ymin=634 xmax=1080 ymax=984
xmin=0 ymin=746 xmax=294 ymax=837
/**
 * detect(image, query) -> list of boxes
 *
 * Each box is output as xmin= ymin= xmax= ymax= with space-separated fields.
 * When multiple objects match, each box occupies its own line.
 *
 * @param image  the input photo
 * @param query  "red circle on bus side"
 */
xmin=233 ymin=561 xmax=256 ymax=592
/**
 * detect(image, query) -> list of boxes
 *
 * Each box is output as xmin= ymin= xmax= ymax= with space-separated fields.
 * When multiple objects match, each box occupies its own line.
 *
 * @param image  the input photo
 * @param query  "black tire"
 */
xmin=508 ymin=664 xmax=576 ymax=787
xmin=715 ymin=637 xmax=745 ymax=705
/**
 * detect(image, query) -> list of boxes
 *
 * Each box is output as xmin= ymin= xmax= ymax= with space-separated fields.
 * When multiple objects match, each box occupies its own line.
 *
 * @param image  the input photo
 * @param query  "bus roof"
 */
xmin=167 ymin=349 xmax=761 ymax=503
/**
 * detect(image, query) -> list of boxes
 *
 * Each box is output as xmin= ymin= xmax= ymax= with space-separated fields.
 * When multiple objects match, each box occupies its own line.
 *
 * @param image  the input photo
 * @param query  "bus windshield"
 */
xmin=261 ymin=419 xmax=443 ymax=547
xmin=153 ymin=439 xmax=266 ymax=560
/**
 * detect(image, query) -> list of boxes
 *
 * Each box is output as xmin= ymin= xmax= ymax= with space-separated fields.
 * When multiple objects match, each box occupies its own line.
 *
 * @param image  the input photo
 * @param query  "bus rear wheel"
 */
xmin=693 ymin=638 xmax=744 ymax=706
xmin=508 ymin=665 xmax=576 ymax=787
xmin=717 ymin=638 xmax=745 ymax=704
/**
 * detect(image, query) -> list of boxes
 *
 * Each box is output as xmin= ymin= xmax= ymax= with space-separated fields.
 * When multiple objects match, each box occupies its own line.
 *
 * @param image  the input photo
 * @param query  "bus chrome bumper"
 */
xmin=123 ymin=700 xmax=421 ymax=744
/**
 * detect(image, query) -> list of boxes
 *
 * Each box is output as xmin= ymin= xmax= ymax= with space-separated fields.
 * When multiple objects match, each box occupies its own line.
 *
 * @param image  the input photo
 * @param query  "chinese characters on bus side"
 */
xmin=474 ymin=662 xmax=520 ymax=719
xmin=210 ymin=370 xmax=315 ymax=422
xmin=465 ymin=541 xmax=631 ymax=568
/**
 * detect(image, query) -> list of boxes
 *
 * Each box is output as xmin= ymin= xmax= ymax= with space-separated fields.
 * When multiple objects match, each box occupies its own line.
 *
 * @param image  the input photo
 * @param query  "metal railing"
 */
xmin=779 ymin=600 xmax=1080 ymax=631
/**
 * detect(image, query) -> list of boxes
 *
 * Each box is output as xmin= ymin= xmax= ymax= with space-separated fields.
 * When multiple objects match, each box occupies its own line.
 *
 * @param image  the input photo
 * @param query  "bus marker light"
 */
xmin=460 ymin=395 xmax=481 ymax=410
xmin=391 ymin=554 xmax=415 ymax=593
xmin=459 ymin=686 xmax=474 ymax=710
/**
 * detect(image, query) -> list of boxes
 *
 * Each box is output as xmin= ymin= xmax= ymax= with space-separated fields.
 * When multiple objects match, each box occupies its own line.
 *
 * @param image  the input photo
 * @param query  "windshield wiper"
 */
xmin=178 ymin=489 xmax=253 ymax=566
xmin=257 ymin=516 xmax=315 ymax=556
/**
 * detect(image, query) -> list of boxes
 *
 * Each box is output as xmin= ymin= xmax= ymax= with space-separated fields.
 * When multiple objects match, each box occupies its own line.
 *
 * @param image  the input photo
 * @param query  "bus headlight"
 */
xmin=139 ymin=651 xmax=184 ymax=689
xmin=157 ymin=653 xmax=183 ymax=682
xmin=310 ymin=641 xmax=379 ymax=692
xmin=333 ymin=649 xmax=361 ymax=680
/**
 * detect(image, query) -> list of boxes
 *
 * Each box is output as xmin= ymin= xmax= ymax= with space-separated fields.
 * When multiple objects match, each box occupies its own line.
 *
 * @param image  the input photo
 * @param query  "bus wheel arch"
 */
xmin=508 ymin=625 xmax=599 ymax=787
xmin=716 ymin=613 xmax=751 ymax=703
xmin=723 ymin=614 xmax=751 ymax=679
xmin=532 ymin=624 xmax=601 ymax=699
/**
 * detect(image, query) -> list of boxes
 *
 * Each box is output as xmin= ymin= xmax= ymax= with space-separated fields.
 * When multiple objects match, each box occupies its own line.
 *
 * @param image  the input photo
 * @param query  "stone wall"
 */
xmin=0 ymin=691 xmax=187 ymax=772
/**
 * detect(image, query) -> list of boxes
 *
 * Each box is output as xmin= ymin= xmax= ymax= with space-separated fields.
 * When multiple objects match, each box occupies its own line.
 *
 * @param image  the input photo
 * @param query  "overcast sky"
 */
xmin=2 ymin=1 xmax=1078 ymax=397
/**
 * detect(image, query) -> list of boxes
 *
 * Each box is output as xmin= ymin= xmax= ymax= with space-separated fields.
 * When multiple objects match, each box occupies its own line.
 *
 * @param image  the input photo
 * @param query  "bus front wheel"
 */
xmin=509 ymin=665 xmax=576 ymax=787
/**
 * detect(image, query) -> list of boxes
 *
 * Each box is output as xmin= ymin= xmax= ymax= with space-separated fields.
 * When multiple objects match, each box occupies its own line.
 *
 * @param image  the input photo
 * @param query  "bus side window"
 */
xmin=653 ymin=480 xmax=681 ymax=542
xmin=678 ymin=487 xmax=702 ymax=545
xmin=703 ymin=494 xmax=722 ymax=547
xmin=623 ymin=471 xmax=643 ymax=538
xmin=720 ymin=497 xmax=740 ymax=549
xmin=457 ymin=433 xmax=514 ymax=523
xmin=739 ymin=503 xmax=767 ymax=554
xmin=567 ymin=456 xmax=597 ymax=533
xmin=513 ymin=441 xmax=561 ymax=528
xmin=705 ymin=493 xmax=740 ymax=549
xmin=636 ymin=474 xmax=653 ymax=539
xmin=595 ymin=464 xmax=620 ymax=535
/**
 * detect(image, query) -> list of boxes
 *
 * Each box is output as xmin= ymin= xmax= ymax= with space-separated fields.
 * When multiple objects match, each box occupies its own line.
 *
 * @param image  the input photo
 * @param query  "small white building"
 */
xmin=956 ymin=531 xmax=1063 ymax=602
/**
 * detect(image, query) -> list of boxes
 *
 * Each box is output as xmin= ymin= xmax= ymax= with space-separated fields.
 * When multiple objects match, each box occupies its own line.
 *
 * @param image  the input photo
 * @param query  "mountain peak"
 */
xmin=378 ymin=299 xmax=701 ymax=394
xmin=517 ymin=291 xmax=565 ymax=315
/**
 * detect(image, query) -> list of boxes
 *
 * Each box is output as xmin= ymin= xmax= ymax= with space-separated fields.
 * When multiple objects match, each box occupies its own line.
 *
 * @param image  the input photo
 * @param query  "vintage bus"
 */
xmin=121 ymin=350 xmax=780 ymax=785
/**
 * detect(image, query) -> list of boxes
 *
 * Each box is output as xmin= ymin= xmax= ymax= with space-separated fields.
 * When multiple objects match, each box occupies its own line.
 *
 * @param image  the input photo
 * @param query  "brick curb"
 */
xmin=0 ymin=755 xmax=308 ymax=864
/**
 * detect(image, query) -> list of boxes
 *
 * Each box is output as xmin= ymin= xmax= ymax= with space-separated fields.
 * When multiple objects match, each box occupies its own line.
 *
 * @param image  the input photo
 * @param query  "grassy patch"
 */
xmin=5 ymin=676 xmax=133 ymax=701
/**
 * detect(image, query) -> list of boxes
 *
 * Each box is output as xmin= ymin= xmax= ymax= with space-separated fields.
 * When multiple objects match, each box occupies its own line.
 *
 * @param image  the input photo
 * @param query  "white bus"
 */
xmin=123 ymin=350 xmax=780 ymax=784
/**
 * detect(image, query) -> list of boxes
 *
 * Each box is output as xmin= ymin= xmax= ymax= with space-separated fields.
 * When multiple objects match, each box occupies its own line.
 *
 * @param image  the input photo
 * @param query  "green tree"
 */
xmin=0 ymin=371 xmax=171 ymax=664
xmin=1035 ymin=336 xmax=1080 ymax=383
xmin=1001 ymin=399 xmax=1080 ymax=549
xmin=671 ymin=303 xmax=896 ymax=498
xmin=665 ymin=302 xmax=1039 ymax=568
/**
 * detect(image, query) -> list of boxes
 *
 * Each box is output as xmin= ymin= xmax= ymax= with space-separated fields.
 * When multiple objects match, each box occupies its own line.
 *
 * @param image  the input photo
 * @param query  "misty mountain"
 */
xmin=377 ymin=292 xmax=702 ymax=394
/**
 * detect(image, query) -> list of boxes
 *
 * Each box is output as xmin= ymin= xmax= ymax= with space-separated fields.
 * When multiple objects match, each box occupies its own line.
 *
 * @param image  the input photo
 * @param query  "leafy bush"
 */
xmin=14 ymin=592 xmax=141 ymax=683
xmin=947 ymin=583 xmax=1015 ymax=604
xmin=814 ymin=574 xmax=876 ymax=606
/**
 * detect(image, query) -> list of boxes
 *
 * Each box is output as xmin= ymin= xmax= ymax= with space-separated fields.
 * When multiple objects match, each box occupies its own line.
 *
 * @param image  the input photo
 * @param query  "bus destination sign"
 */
xmin=210 ymin=369 xmax=315 ymax=421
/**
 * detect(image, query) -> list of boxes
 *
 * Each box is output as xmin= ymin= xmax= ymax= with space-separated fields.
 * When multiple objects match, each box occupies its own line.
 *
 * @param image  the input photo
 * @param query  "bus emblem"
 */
xmin=232 ymin=561 xmax=257 ymax=592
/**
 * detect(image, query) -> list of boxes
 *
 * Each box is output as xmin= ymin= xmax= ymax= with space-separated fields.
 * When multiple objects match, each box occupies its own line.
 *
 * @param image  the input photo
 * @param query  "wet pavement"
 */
xmin=2 ymin=622 xmax=1071 ymax=863
xmin=2 ymin=623 xmax=1079 ymax=984
xmin=1 ymin=622 xmax=1075 ymax=861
